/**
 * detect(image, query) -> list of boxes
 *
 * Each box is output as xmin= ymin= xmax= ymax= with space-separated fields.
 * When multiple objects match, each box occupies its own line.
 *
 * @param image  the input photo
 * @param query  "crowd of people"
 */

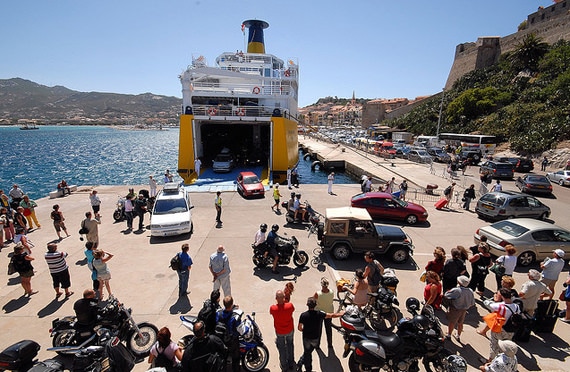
xmin=420 ymin=242 xmax=569 ymax=370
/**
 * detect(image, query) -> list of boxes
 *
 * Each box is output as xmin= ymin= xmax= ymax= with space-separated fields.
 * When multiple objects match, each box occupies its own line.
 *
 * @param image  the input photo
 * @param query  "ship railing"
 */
xmin=190 ymin=104 xmax=298 ymax=120
xmin=190 ymin=82 xmax=296 ymax=96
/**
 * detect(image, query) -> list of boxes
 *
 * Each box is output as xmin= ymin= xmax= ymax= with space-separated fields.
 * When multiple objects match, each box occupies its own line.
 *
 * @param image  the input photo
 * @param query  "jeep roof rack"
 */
xmin=163 ymin=183 xmax=180 ymax=193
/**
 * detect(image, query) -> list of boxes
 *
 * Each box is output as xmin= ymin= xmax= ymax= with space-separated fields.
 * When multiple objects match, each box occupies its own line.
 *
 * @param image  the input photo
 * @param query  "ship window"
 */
xmin=264 ymin=69 xmax=271 ymax=77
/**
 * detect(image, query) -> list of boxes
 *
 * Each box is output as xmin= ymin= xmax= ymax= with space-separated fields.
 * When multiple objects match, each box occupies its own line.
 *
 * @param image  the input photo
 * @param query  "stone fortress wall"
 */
xmin=445 ymin=1 xmax=570 ymax=90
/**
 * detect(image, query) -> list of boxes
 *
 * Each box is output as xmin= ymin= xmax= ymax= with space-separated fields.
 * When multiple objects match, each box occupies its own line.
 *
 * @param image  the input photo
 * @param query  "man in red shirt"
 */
xmin=270 ymin=290 xmax=295 ymax=372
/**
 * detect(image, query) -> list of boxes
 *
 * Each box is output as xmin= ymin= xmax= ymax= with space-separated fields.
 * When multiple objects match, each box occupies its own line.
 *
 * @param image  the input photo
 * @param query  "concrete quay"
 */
xmin=0 ymin=144 xmax=568 ymax=371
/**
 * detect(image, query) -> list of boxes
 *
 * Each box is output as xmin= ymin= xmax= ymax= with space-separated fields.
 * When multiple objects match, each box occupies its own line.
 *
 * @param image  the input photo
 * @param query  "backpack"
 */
xmin=197 ymin=299 xmax=218 ymax=333
xmin=215 ymin=309 xmax=242 ymax=344
xmin=170 ymin=253 xmax=181 ymax=271
xmin=502 ymin=305 xmax=521 ymax=332
xmin=444 ymin=186 xmax=452 ymax=196
xmin=153 ymin=347 xmax=173 ymax=369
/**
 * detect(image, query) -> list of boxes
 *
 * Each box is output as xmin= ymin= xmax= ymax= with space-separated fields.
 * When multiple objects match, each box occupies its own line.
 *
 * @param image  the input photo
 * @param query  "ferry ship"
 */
xmin=177 ymin=19 xmax=299 ymax=185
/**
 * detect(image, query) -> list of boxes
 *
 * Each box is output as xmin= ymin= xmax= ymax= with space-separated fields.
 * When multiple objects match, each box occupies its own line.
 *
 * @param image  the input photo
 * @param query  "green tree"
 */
xmin=508 ymin=33 xmax=549 ymax=72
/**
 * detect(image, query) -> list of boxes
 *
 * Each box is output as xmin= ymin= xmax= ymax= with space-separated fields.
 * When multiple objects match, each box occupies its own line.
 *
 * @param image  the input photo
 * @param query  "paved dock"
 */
xmin=0 ymin=139 xmax=568 ymax=371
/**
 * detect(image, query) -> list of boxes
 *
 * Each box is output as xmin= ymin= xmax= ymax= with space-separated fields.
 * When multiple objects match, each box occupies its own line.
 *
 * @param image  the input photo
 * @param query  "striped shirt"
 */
xmin=45 ymin=251 xmax=68 ymax=274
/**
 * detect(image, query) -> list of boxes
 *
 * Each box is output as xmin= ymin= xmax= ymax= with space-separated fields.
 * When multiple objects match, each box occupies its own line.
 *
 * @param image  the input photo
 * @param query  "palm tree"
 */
xmin=509 ymin=33 xmax=549 ymax=72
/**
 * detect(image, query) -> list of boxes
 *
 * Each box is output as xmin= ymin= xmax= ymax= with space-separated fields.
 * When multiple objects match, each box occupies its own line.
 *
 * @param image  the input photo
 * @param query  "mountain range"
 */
xmin=0 ymin=78 xmax=182 ymax=125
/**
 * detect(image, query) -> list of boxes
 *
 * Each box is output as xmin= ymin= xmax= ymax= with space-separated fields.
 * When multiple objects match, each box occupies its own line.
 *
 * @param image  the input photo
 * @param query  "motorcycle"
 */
xmin=336 ymin=283 xmax=400 ymax=332
xmin=282 ymin=199 xmax=321 ymax=227
xmin=71 ymin=329 xmax=136 ymax=372
xmin=179 ymin=312 xmax=269 ymax=372
xmin=112 ymin=196 xmax=126 ymax=222
xmin=48 ymin=296 xmax=158 ymax=359
xmin=251 ymin=235 xmax=309 ymax=269
xmin=334 ymin=299 xmax=467 ymax=372
xmin=0 ymin=340 xmax=63 ymax=372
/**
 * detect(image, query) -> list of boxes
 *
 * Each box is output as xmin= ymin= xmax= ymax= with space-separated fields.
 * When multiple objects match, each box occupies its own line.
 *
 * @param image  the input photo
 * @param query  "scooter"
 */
xmin=252 ymin=235 xmax=309 ymax=269
xmin=282 ymin=199 xmax=321 ymax=227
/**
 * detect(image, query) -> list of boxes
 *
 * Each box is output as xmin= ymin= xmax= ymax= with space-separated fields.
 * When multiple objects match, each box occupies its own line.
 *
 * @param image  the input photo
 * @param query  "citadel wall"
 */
xmin=445 ymin=1 xmax=570 ymax=90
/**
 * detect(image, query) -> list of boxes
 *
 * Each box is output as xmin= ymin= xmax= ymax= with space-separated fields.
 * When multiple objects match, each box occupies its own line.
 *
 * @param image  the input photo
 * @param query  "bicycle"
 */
xmin=310 ymin=246 xmax=324 ymax=268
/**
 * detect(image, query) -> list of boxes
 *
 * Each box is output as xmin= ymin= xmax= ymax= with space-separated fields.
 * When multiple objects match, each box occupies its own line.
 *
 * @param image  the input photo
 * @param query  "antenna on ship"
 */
xmin=242 ymin=19 xmax=269 ymax=54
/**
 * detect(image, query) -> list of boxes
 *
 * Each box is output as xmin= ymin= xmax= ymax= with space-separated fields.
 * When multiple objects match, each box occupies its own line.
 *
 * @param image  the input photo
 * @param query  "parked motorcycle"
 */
xmin=334 ymin=299 xmax=467 ymax=372
xmin=71 ymin=329 xmax=136 ymax=372
xmin=112 ymin=196 xmax=126 ymax=222
xmin=179 ymin=312 xmax=269 ymax=372
xmin=337 ymin=283 xmax=400 ymax=331
xmin=48 ymin=296 xmax=158 ymax=359
xmin=252 ymin=235 xmax=309 ymax=269
xmin=0 ymin=340 xmax=63 ymax=372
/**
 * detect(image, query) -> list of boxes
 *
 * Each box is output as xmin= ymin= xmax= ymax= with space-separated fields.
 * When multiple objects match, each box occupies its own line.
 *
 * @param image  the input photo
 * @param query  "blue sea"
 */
xmin=0 ymin=125 xmax=354 ymax=199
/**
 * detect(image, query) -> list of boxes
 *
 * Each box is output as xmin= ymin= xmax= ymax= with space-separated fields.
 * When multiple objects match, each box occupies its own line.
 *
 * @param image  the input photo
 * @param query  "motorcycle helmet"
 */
xmin=443 ymin=355 xmax=467 ymax=372
xmin=271 ymin=224 xmax=279 ymax=232
xmin=405 ymin=297 xmax=421 ymax=313
xmin=412 ymin=314 xmax=430 ymax=331
xmin=290 ymin=192 xmax=296 ymax=198
xmin=260 ymin=223 xmax=267 ymax=233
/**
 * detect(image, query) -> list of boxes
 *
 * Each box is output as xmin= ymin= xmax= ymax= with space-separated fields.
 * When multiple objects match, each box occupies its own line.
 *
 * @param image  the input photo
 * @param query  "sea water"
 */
xmin=0 ymin=126 xmax=354 ymax=199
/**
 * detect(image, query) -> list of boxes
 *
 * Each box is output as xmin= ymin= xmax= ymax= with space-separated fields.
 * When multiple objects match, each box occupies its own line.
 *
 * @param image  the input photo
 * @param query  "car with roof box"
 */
xmin=318 ymin=207 xmax=414 ymax=263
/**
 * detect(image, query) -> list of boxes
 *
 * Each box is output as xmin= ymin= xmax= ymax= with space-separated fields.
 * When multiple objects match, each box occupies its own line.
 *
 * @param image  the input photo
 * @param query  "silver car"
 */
xmin=546 ymin=170 xmax=570 ymax=186
xmin=475 ymin=191 xmax=551 ymax=221
xmin=474 ymin=218 xmax=570 ymax=266
xmin=407 ymin=149 xmax=432 ymax=163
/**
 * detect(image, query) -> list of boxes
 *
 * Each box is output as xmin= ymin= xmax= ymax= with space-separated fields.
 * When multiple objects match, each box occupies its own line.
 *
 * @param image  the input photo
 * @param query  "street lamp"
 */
xmin=436 ymin=88 xmax=445 ymax=137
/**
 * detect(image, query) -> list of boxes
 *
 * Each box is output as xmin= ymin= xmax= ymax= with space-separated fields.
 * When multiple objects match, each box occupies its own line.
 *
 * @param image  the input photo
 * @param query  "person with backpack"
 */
xmin=363 ymin=251 xmax=384 ymax=294
xmin=480 ymin=288 xmax=520 ymax=363
xmin=148 ymin=327 xmax=183 ymax=371
xmin=181 ymin=320 xmax=227 ymax=372
xmin=442 ymin=247 xmax=467 ymax=292
xmin=197 ymin=289 xmax=221 ymax=334
xmin=176 ymin=243 xmax=193 ymax=298
xmin=215 ymin=296 xmax=242 ymax=372
xmin=444 ymin=275 xmax=475 ymax=342
xmin=444 ymin=182 xmax=456 ymax=201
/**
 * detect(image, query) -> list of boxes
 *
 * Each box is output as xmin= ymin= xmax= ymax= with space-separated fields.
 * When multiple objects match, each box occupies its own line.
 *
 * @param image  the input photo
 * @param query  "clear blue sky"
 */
xmin=0 ymin=1 xmax=550 ymax=107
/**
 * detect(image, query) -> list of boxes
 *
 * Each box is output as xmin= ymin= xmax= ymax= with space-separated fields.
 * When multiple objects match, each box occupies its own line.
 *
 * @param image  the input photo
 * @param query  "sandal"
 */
xmin=56 ymin=292 xmax=63 ymax=298
xmin=476 ymin=330 xmax=487 ymax=337
xmin=65 ymin=291 xmax=74 ymax=297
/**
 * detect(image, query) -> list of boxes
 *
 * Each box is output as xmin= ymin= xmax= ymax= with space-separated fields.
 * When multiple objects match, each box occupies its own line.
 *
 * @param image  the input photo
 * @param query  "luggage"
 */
xmin=512 ymin=312 xmax=534 ymax=342
xmin=435 ymin=198 xmax=448 ymax=210
xmin=0 ymin=340 xmax=40 ymax=371
xmin=533 ymin=299 xmax=558 ymax=333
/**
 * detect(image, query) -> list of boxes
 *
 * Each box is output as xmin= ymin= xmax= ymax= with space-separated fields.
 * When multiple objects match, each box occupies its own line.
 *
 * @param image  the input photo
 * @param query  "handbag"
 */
xmin=490 ymin=262 xmax=505 ymax=276
xmin=7 ymin=257 xmax=16 ymax=275
xmin=483 ymin=312 xmax=506 ymax=333
xmin=23 ymin=208 xmax=32 ymax=217
xmin=419 ymin=270 xmax=427 ymax=282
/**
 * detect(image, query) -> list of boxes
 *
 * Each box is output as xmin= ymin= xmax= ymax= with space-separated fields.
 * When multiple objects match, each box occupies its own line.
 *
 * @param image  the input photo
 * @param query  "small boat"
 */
xmin=20 ymin=123 xmax=39 ymax=130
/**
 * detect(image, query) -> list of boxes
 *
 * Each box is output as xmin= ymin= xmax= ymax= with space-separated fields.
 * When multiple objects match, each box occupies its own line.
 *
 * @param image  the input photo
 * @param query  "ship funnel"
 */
xmin=243 ymin=19 xmax=269 ymax=54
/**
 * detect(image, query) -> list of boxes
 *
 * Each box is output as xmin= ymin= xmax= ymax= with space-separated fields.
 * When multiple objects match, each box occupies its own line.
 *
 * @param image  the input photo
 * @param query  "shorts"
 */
xmin=541 ymin=278 xmax=557 ymax=287
xmin=446 ymin=307 xmax=467 ymax=324
xmin=53 ymin=221 xmax=66 ymax=232
xmin=51 ymin=269 xmax=71 ymax=288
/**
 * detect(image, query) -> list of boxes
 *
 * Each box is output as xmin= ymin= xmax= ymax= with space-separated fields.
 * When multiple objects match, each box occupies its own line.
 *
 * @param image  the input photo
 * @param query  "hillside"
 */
xmin=385 ymin=37 xmax=570 ymax=155
xmin=0 ymin=78 xmax=181 ymax=125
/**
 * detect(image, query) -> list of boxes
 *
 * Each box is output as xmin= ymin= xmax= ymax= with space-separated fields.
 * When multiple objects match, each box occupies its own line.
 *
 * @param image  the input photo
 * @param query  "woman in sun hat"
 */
xmin=479 ymin=339 xmax=518 ymax=372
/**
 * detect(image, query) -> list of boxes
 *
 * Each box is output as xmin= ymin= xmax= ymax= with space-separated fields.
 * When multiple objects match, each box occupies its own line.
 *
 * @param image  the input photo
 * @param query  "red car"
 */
xmin=350 ymin=192 xmax=428 ymax=225
xmin=236 ymin=172 xmax=265 ymax=198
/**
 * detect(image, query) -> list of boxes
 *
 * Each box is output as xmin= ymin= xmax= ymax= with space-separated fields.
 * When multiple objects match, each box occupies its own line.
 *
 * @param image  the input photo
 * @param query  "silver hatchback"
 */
xmin=475 ymin=191 xmax=551 ymax=221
